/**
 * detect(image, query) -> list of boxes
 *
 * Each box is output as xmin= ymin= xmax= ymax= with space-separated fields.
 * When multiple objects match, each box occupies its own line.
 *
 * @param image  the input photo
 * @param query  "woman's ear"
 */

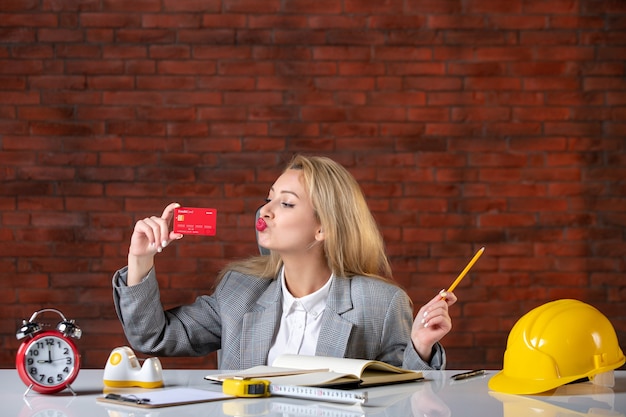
xmin=315 ymin=228 xmax=325 ymax=242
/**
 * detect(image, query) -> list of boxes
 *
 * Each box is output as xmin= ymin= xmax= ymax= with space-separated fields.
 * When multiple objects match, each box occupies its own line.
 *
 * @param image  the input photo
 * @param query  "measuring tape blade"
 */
xmin=269 ymin=384 xmax=368 ymax=405
xmin=222 ymin=379 xmax=368 ymax=405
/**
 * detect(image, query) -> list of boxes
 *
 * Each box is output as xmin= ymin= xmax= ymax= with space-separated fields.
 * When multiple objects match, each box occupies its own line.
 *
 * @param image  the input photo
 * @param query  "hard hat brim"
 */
xmin=488 ymin=353 xmax=625 ymax=395
xmin=488 ymin=370 xmax=586 ymax=395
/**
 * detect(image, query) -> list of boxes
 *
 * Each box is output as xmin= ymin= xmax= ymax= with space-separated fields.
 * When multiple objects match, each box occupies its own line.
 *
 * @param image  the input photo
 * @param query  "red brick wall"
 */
xmin=1 ymin=1 xmax=625 ymax=371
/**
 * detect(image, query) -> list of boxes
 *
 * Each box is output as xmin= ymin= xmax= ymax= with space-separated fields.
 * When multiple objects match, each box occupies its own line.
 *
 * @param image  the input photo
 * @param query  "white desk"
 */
xmin=2 ymin=369 xmax=625 ymax=417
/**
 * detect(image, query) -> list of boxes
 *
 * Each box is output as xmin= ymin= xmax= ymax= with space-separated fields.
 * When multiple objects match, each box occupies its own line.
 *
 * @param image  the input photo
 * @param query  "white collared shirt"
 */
xmin=267 ymin=267 xmax=334 ymax=366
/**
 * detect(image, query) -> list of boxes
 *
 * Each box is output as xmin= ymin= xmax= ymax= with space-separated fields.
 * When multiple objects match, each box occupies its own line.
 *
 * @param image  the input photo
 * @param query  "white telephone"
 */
xmin=103 ymin=346 xmax=164 ymax=388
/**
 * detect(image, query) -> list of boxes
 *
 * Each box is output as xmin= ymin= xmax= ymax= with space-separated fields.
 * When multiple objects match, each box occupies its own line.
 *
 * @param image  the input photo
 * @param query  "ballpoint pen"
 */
xmin=451 ymin=369 xmax=486 ymax=381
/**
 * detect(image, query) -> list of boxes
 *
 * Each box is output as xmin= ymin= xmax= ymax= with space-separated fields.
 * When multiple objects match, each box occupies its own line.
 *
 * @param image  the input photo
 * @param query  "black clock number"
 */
xmin=23 ymin=336 xmax=76 ymax=386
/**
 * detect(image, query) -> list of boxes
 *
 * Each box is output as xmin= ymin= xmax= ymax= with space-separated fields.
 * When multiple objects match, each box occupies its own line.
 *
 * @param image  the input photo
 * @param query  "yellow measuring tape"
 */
xmin=222 ymin=378 xmax=368 ymax=404
xmin=223 ymin=379 xmax=270 ymax=397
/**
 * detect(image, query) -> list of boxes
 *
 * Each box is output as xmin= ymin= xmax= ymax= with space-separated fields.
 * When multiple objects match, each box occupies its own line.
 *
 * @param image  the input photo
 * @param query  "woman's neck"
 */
xmin=282 ymin=256 xmax=332 ymax=298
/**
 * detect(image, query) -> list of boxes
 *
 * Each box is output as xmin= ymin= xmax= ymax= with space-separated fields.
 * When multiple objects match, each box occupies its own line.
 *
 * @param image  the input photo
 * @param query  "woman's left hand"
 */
xmin=411 ymin=291 xmax=457 ymax=362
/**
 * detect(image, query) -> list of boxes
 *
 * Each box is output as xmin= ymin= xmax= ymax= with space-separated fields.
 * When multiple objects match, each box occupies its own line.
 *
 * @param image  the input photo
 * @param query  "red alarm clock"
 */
xmin=15 ymin=308 xmax=82 ymax=395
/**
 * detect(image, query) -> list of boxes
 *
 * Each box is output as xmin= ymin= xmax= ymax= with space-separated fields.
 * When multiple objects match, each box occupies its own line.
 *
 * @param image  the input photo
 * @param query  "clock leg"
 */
xmin=66 ymin=384 xmax=77 ymax=396
xmin=22 ymin=384 xmax=34 ymax=397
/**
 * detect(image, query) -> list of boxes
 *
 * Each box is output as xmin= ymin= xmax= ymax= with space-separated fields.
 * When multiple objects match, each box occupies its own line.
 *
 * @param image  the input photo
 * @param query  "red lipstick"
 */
xmin=256 ymin=218 xmax=267 ymax=232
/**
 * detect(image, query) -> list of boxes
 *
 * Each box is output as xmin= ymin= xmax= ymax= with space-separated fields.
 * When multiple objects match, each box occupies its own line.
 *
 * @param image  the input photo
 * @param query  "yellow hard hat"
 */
xmin=489 ymin=299 xmax=625 ymax=395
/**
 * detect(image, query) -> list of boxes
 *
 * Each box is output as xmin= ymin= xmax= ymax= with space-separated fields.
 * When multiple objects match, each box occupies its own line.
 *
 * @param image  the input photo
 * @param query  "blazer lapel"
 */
xmin=315 ymin=277 xmax=354 ymax=358
xmin=240 ymin=279 xmax=282 ymax=368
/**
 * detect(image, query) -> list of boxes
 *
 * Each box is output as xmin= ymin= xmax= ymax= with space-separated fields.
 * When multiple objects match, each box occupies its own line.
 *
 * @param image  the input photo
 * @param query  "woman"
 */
xmin=113 ymin=155 xmax=456 ymax=370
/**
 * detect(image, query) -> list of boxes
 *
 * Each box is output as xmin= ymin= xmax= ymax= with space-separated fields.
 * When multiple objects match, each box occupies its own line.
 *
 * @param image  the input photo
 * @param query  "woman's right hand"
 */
xmin=127 ymin=202 xmax=183 ymax=285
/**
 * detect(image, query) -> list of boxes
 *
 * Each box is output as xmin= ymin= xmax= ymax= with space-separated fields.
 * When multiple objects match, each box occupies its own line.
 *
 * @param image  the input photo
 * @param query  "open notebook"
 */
xmin=206 ymin=354 xmax=423 ymax=388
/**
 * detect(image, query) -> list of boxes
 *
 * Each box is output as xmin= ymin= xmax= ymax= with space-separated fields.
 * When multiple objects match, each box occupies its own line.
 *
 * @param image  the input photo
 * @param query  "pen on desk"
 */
xmin=451 ymin=370 xmax=485 ymax=381
xmin=442 ymin=247 xmax=485 ymax=298
xmin=105 ymin=393 xmax=151 ymax=404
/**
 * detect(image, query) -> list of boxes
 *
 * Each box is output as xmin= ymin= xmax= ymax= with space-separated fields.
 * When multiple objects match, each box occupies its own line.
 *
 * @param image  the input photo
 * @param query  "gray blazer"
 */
xmin=112 ymin=267 xmax=446 ymax=370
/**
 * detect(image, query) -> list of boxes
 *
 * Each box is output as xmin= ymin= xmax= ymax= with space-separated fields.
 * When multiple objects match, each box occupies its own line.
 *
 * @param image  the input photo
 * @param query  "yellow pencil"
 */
xmin=442 ymin=247 xmax=485 ymax=297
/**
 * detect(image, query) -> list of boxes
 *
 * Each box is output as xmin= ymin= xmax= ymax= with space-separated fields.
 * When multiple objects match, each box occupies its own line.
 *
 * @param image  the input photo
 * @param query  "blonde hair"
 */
xmin=220 ymin=155 xmax=393 ymax=282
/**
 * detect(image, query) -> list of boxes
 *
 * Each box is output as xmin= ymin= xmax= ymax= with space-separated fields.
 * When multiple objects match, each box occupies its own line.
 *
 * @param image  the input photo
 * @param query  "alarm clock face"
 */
xmin=16 ymin=331 xmax=80 ymax=394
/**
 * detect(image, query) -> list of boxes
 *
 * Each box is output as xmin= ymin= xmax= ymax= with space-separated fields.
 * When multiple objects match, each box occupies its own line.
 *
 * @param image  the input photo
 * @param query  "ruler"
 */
xmin=269 ymin=384 xmax=368 ymax=405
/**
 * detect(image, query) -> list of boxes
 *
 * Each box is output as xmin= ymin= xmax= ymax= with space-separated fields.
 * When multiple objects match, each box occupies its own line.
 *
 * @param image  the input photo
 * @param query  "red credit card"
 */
xmin=173 ymin=207 xmax=217 ymax=236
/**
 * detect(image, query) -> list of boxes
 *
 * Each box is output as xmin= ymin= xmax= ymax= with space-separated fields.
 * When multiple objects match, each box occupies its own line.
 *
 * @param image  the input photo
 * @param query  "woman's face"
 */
xmin=257 ymin=168 xmax=322 ymax=254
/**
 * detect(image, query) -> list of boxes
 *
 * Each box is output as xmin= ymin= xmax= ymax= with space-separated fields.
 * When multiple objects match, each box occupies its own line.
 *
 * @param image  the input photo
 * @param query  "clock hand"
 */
xmin=37 ymin=350 xmax=53 ymax=364
xmin=37 ymin=356 xmax=68 ymax=363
